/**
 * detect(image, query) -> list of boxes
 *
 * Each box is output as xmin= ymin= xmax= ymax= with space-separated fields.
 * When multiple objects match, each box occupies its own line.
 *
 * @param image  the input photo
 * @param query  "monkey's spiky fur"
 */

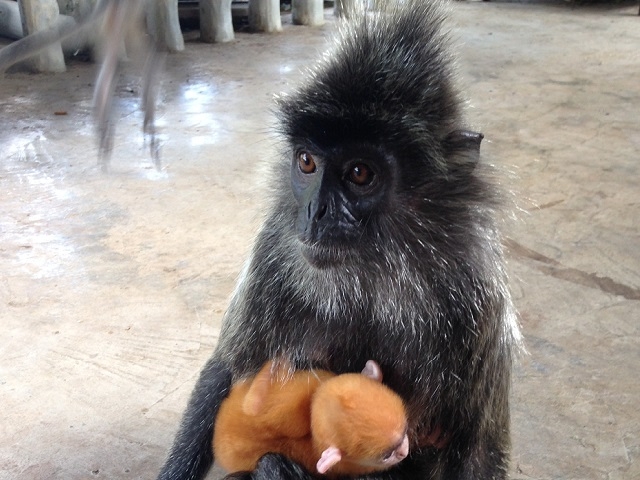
xmin=158 ymin=2 xmax=520 ymax=480
xmin=279 ymin=1 xmax=459 ymax=171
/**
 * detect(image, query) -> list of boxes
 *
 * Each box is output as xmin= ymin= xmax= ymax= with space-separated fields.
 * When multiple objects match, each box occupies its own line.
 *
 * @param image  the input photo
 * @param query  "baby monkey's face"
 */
xmin=355 ymin=431 xmax=410 ymax=470
xmin=378 ymin=432 xmax=410 ymax=467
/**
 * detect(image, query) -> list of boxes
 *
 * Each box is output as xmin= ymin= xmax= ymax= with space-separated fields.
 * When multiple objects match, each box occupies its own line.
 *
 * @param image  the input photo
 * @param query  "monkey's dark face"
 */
xmin=290 ymin=144 xmax=394 ymax=268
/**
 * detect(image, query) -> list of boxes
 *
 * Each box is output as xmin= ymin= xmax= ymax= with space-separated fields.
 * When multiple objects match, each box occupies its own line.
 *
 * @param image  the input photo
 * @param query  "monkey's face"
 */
xmin=290 ymin=144 xmax=395 ymax=268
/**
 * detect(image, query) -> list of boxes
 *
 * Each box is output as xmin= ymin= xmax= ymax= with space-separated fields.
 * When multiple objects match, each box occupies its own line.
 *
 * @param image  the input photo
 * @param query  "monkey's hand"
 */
xmin=221 ymin=454 xmax=313 ymax=480
xmin=225 ymin=453 xmax=412 ymax=480
xmin=417 ymin=425 xmax=450 ymax=450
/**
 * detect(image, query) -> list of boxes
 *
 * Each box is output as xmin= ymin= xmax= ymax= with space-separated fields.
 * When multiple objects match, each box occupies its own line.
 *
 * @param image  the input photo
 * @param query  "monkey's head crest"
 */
xmin=277 ymin=0 xmax=461 ymax=169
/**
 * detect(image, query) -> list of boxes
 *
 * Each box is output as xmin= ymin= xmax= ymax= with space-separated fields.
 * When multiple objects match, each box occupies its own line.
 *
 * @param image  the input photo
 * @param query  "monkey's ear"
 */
xmin=443 ymin=130 xmax=484 ymax=175
xmin=361 ymin=360 xmax=383 ymax=382
xmin=316 ymin=446 xmax=342 ymax=474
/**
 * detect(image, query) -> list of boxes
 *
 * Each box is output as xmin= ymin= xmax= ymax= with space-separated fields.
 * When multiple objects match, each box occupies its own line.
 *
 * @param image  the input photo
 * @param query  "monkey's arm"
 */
xmin=157 ymin=359 xmax=232 ymax=480
xmin=222 ymin=452 xmax=432 ymax=480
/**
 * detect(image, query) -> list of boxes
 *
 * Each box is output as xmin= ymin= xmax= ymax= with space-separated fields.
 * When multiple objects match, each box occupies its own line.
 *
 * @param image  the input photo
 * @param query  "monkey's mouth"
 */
xmin=298 ymin=241 xmax=346 ymax=269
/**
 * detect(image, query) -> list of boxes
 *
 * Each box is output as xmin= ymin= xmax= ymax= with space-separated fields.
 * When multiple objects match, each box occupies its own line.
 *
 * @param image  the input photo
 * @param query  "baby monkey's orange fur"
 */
xmin=213 ymin=361 xmax=409 ymax=477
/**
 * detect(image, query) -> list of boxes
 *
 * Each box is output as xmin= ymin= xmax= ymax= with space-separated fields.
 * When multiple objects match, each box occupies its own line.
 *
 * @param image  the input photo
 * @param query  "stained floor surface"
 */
xmin=0 ymin=3 xmax=638 ymax=480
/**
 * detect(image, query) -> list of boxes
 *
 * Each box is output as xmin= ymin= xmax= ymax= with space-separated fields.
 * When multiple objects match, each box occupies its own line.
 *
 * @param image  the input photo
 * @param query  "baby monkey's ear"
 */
xmin=361 ymin=360 xmax=383 ymax=382
xmin=316 ymin=446 xmax=342 ymax=474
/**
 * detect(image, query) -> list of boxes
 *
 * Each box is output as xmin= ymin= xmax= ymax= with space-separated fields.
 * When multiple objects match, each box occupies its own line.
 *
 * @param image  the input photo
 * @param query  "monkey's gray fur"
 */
xmin=157 ymin=1 xmax=521 ymax=479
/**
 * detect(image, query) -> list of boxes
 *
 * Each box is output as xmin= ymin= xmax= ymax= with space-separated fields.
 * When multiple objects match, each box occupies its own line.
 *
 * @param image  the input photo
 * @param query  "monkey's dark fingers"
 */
xmin=225 ymin=452 xmax=410 ymax=480
xmin=249 ymin=454 xmax=314 ymax=480
xmin=417 ymin=425 xmax=450 ymax=450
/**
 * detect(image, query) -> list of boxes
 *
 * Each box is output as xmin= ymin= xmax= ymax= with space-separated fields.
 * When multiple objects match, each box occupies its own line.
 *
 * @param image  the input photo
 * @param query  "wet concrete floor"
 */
xmin=0 ymin=2 xmax=638 ymax=480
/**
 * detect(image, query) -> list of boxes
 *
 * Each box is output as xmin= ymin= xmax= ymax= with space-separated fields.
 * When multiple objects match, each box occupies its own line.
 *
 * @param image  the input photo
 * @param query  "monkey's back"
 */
xmin=213 ymin=367 xmax=333 ymax=473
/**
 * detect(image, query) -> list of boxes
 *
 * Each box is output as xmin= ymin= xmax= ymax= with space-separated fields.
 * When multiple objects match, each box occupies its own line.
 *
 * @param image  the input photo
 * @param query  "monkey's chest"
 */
xmin=296 ymin=320 xmax=420 ymax=386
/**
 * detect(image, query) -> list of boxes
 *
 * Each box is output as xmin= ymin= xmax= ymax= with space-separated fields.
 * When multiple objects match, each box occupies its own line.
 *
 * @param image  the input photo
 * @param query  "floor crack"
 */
xmin=505 ymin=238 xmax=640 ymax=301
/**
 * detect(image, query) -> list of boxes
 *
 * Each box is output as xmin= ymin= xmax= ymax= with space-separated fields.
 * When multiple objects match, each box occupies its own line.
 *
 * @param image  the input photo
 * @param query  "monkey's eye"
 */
xmin=298 ymin=152 xmax=316 ymax=174
xmin=348 ymin=163 xmax=374 ymax=186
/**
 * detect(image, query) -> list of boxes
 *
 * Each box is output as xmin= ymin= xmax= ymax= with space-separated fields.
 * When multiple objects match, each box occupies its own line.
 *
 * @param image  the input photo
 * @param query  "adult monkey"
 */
xmin=157 ymin=1 xmax=521 ymax=479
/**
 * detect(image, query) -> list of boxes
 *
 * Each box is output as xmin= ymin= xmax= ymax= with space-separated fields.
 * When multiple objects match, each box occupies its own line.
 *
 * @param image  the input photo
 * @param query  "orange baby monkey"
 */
xmin=213 ymin=360 xmax=409 ymax=477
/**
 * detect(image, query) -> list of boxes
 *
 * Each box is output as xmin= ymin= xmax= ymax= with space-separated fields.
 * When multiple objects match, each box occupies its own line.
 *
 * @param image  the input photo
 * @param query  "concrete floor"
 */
xmin=0 ymin=2 xmax=638 ymax=479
